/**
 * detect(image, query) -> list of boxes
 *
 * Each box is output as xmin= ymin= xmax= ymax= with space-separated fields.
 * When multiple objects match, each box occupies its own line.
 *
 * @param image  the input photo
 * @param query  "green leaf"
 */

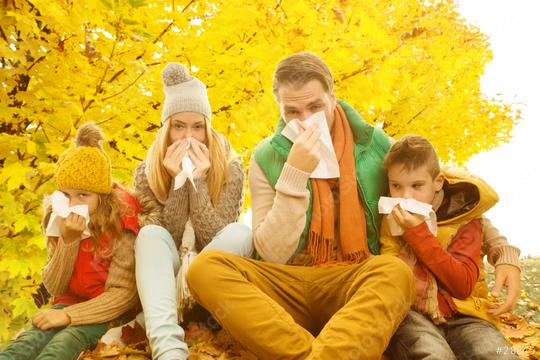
xmin=11 ymin=298 xmax=37 ymax=318
xmin=122 ymin=18 xmax=140 ymax=25
xmin=127 ymin=0 xmax=146 ymax=8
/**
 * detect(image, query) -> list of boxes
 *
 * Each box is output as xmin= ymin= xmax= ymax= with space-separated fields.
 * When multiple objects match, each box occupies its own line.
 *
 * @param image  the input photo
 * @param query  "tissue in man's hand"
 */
xmin=281 ymin=111 xmax=339 ymax=179
xmin=174 ymin=140 xmax=197 ymax=191
xmin=378 ymin=196 xmax=437 ymax=236
xmin=45 ymin=191 xmax=91 ymax=238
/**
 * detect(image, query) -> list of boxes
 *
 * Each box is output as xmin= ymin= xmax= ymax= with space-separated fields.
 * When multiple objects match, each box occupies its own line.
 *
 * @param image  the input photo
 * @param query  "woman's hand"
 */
xmin=189 ymin=139 xmax=211 ymax=179
xmin=163 ymin=139 xmax=189 ymax=178
xmin=60 ymin=212 xmax=86 ymax=243
xmin=32 ymin=308 xmax=71 ymax=330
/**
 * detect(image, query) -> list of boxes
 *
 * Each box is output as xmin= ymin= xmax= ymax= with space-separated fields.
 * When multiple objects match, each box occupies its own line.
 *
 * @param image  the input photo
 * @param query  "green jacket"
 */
xmin=253 ymin=100 xmax=391 ymax=258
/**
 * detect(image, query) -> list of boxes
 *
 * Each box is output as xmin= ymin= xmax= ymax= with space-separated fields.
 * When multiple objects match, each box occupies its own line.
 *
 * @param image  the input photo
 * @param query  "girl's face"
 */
xmin=168 ymin=112 xmax=207 ymax=145
xmin=60 ymin=189 xmax=100 ymax=215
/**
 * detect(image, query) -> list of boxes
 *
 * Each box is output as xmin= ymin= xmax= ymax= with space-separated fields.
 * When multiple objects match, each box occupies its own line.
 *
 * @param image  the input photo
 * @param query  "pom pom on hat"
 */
xmin=75 ymin=122 xmax=105 ymax=148
xmin=55 ymin=123 xmax=112 ymax=194
xmin=161 ymin=62 xmax=212 ymax=124
xmin=162 ymin=62 xmax=193 ymax=86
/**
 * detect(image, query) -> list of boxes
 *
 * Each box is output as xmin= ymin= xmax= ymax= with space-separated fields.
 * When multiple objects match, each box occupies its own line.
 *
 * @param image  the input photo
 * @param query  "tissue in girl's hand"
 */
xmin=174 ymin=139 xmax=197 ymax=191
xmin=378 ymin=196 xmax=437 ymax=236
xmin=45 ymin=191 xmax=91 ymax=238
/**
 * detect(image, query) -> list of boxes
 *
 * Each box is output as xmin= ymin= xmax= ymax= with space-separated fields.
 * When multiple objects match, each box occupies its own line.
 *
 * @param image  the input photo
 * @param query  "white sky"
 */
xmin=459 ymin=0 xmax=540 ymax=256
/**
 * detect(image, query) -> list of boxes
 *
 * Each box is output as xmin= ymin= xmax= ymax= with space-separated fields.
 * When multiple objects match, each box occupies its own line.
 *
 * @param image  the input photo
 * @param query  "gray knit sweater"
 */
xmin=133 ymin=159 xmax=245 ymax=252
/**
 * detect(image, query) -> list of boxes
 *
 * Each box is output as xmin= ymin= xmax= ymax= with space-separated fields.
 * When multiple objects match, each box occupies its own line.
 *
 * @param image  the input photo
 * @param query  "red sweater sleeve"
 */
xmin=402 ymin=219 xmax=482 ymax=299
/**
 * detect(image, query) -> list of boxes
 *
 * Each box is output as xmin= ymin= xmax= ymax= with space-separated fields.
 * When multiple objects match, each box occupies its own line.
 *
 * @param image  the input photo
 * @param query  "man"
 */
xmin=187 ymin=52 xmax=415 ymax=359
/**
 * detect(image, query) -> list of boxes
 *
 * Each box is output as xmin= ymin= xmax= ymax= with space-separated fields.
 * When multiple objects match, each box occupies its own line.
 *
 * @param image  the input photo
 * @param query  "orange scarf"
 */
xmin=307 ymin=104 xmax=370 ymax=265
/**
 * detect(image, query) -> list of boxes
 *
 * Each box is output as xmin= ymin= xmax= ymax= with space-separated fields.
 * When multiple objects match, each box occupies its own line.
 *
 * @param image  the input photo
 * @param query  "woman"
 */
xmin=134 ymin=62 xmax=252 ymax=360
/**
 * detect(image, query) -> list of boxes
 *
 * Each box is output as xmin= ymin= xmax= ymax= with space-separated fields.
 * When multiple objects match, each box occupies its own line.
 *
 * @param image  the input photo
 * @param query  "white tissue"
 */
xmin=281 ymin=111 xmax=339 ymax=179
xmin=378 ymin=196 xmax=437 ymax=236
xmin=174 ymin=139 xmax=197 ymax=191
xmin=45 ymin=191 xmax=91 ymax=238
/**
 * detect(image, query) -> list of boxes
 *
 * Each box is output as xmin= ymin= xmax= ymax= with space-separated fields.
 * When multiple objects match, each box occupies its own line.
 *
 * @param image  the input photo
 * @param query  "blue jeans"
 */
xmin=0 ymin=305 xmax=107 ymax=360
xmin=135 ymin=223 xmax=253 ymax=360
xmin=387 ymin=310 xmax=519 ymax=360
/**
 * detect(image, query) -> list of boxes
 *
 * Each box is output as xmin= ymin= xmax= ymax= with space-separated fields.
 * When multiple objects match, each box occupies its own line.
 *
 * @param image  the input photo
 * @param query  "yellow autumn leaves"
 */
xmin=0 ymin=0 xmax=519 ymax=343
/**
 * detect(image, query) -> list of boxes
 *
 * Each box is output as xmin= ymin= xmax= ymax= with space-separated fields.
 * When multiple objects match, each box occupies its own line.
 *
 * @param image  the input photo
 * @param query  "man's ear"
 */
xmin=434 ymin=172 xmax=445 ymax=191
xmin=330 ymin=91 xmax=337 ymax=110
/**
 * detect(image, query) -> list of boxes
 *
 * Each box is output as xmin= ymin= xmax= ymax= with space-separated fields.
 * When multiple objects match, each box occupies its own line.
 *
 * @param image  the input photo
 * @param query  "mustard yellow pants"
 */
xmin=187 ymin=250 xmax=414 ymax=360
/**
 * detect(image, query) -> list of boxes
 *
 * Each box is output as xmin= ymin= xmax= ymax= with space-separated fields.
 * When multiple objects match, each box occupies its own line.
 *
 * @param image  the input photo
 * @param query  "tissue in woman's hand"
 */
xmin=378 ymin=196 xmax=437 ymax=236
xmin=45 ymin=191 xmax=91 ymax=238
xmin=174 ymin=139 xmax=197 ymax=191
xmin=281 ymin=111 xmax=339 ymax=179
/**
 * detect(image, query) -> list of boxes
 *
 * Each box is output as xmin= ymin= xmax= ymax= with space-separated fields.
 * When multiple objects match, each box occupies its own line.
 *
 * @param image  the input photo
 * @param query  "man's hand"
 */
xmin=286 ymin=123 xmax=321 ymax=174
xmin=32 ymin=308 xmax=71 ymax=330
xmin=60 ymin=212 xmax=86 ymax=243
xmin=163 ymin=139 xmax=189 ymax=178
xmin=488 ymin=264 xmax=521 ymax=316
xmin=391 ymin=205 xmax=425 ymax=231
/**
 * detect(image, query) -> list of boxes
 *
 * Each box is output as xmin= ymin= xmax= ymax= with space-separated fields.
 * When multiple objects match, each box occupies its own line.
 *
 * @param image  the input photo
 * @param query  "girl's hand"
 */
xmin=60 ymin=212 xmax=86 ymax=243
xmin=163 ymin=139 xmax=189 ymax=178
xmin=189 ymin=139 xmax=211 ymax=179
xmin=391 ymin=204 xmax=425 ymax=230
xmin=32 ymin=308 xmax=71 ymax=330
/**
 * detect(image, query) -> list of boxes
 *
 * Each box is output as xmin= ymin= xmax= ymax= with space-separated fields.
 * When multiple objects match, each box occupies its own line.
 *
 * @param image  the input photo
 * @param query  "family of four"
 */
xmin=1 ymin=52 xmax=521 ymax=360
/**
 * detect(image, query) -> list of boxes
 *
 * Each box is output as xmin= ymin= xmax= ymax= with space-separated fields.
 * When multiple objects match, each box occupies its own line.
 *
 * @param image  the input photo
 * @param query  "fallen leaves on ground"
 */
xmin=78 ymin=321 xmax=256 ymax=360
xmin=499 ymin=313 xmax=539 ymax=359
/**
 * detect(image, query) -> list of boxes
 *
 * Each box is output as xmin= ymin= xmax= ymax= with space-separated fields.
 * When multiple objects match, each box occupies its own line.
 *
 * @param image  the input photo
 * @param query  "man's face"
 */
xmin=278 ymin=79 xmax=337 ymax=130
xmin=387 ymin=164 xmax=444 ymax=205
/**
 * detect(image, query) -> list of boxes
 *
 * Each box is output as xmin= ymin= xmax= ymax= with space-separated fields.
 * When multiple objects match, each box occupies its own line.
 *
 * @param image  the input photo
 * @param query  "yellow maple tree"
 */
xmin=0 ymin=0 xmax=519 ymax=343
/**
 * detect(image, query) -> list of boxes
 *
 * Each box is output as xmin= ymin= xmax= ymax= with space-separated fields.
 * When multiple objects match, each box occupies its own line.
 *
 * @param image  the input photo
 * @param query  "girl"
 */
xmin=0 ymin=123 xmax=140 ymax=360
xmin=134 ymin=62 xmax=252 ymax=360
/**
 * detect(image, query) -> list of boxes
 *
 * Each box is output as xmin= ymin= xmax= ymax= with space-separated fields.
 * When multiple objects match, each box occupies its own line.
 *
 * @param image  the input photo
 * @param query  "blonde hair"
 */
xmin=145 ymin=117 xmax=230 ymax=206
xmin=383 ymin=135 xmax=441 ymax=178
xmin=42 ymin=188 xmax=127 ymax=258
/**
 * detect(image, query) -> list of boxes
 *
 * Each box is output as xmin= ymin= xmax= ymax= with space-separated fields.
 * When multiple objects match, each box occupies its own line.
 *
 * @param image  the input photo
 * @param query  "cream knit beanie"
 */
xmin=161 ymin=62 xmax=212 ymax=124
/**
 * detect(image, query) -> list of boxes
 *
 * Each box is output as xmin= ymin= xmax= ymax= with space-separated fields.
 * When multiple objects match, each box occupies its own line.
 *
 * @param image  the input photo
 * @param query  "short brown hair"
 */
xmin=383 ymin=135 xmax=441 ymax=178
xmin=272 ymin=52 xmax=334 ymax=100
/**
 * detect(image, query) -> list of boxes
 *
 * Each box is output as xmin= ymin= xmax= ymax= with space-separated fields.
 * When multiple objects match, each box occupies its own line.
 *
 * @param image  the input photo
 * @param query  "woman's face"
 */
xmin=168 ymin=112 xmax=207 ymax=145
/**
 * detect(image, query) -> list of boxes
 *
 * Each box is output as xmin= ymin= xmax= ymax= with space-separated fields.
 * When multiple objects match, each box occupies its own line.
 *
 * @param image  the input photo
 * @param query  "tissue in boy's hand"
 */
xmin=45 ymin=191 xmax=91 ymax=238
xmin=378 ymin=196 xmax=437 ymax=236
xmin=174 ymin=139 xmax=197 ymax=191
xmin=281 ymin=111 xmax=339 ymax=179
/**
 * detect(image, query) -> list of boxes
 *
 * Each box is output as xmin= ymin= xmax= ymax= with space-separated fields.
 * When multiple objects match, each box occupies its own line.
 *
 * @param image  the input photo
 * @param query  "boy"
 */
xmin=380 ymin=135 xmax=518 ymax=359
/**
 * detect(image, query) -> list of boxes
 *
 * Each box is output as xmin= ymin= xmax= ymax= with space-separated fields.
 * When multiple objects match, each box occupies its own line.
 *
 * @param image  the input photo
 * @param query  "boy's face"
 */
xmin=387 ymin=164 xmax=444 ymax=205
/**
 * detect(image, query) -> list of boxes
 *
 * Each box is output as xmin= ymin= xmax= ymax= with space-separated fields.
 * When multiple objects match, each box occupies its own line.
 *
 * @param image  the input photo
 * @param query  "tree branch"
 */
xmin=101 ymin=71 xmax=146 ymax=102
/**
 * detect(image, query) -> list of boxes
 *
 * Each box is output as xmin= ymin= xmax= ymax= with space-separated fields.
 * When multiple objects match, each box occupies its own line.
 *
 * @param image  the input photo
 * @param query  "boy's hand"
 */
xmin=488 ymin=264 xmax=521 ymax=316
xmin=32 ymin=308 xmax=71 ymax=330
xmin=60 ymin=212 xmax=85 ymax=243
xmin=391 ymin=205 xmax=425 ymax=230
xmin=286 ymin=123 xmax=321 ymax=174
